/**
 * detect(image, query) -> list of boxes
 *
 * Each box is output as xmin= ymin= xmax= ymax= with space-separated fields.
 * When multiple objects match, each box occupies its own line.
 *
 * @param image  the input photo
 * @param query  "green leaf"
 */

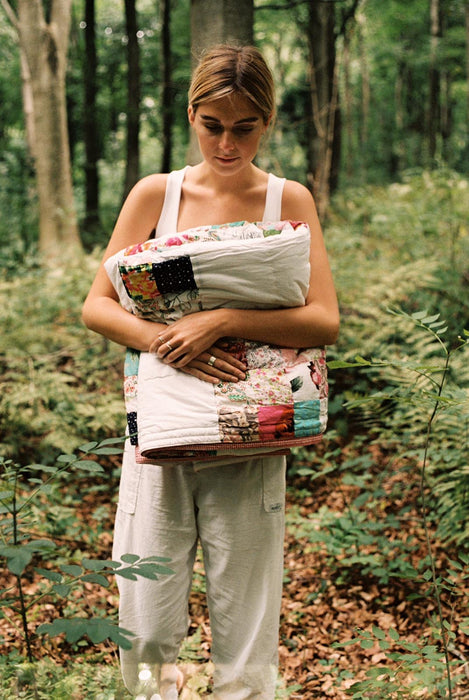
xmin=81 ymin=558 xmax=109 ymax=571
xmin=38 ymin=619 xmax=87 ymax=644
xmin=372 ymin=625 xmax=386 ymax=640
xmin=72 ymin=460 xmax=104 ymax=473
xmin=80 ymin=573 xmax=110 ymax=587
xmin=52 ymin=584 xmax=72 ymax=597
xmin=114 ymin=569 xmax=138 ymax=581
xmin=59 ymin=564 xmax=83 ymax=577
xmin=91 ymin=447 xmax=123 ymax=455
xmin=360 ymin=638 xmax=374 ymax=650
xmin=0 ymin=546 xmax=33 ymax=576
xmin=78 ymin=441 xmax=99 ymax=453
xmin=56 ymin=454 xmax=77 ymax=464
xmin=119 ymin=553 xmax=140 ymax=564
xmin=97 ymin=436 xmax=126 ymax=447
xmin=35 ymin=568 xmax=63 ymax=583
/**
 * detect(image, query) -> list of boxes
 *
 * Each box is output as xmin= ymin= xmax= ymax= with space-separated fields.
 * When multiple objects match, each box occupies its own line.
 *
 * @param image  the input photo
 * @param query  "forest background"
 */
xmin=0 ymin=0 xmax=468 ymax=698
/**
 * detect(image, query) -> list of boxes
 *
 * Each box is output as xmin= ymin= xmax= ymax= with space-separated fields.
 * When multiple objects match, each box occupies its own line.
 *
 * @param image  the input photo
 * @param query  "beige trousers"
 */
xmin=112 ymin=442 xmax=286 ymax=699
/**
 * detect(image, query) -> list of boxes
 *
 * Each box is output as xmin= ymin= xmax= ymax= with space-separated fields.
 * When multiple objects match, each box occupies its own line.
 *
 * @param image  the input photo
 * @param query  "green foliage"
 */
xmin=0 ymin=657 xmax=128 ymax=699
xmin=0 ymin=258 xmax=125 ymax=462
xmin=285 ymin=170 xmax=469 ymax=696
xmin=325 ymin=170 xmax=469 ymax=547
xmin=0 ymin=440 xmax=173 ymax=668
xmin=335 ymin=614 xmax=468 ymax=699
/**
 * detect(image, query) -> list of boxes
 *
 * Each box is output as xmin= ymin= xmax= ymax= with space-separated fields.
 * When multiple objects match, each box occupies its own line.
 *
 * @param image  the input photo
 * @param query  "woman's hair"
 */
xmin=188 ymin=45 xmax=276 ymax=125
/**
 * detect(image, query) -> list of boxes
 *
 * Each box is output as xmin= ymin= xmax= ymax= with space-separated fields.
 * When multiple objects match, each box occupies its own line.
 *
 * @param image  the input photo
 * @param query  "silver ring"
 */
xmin=207 ymin=355 xmax=217 ymax=367
xmin=165 ymin=341 xmax=174 ymax=352
xmin=158 ymin=336 xmax=165 ymax=345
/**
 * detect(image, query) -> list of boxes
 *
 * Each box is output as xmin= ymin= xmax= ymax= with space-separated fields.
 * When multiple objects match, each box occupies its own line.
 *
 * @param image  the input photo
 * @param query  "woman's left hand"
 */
xmin=177 ymin=345 xmax=246 ymax=384
xmin=148 ymin=310 xmax=246 ymax=383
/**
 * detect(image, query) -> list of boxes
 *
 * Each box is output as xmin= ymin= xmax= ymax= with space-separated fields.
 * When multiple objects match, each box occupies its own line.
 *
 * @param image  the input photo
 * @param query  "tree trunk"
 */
xmin=188 ymin=0 xmax=254 ymax=164
xmin=190 ymin=0 xmax=253 ymax=58
xmin=83 ymin=0 xmax=100 ymax=233
xmin=122 ymin=0 xmax=140 ymax=200
xmin=342 ymin=30 xmax=354 ymax=180
xmin=11 ymin=0 xmax=80 ymax=258
xmin=428 ymin=0 xmax=441 ymax=162
xmin=307 ymin=1 xmax=340 ymax=219
xmin=160 ymin=0 xmax=172 ymax=173
xmin=466 ymin=0 xmax=469 ymax=128
xmin=393 ymin=61 xmax=406 ymax=177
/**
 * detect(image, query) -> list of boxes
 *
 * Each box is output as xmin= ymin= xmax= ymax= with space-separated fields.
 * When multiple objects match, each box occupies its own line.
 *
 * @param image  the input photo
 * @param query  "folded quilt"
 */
xmin=105 ymin=220 xmax=328 ymax=463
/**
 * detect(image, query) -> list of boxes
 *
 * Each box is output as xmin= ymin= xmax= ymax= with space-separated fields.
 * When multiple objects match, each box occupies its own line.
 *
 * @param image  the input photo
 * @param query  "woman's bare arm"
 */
xmin=152 ymin=181 xmax=339 ymax=369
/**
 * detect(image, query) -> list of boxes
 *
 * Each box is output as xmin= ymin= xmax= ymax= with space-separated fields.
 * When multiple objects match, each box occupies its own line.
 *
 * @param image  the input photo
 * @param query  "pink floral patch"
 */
xmin=258 ymin=404 xmax=294 ymax=441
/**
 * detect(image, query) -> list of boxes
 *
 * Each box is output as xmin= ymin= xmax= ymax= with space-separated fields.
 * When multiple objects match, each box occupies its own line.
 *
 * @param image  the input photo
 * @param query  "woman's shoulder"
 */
xmin=129 ymin=172 xmax=168 ymax=200
xmin=281 ymin=178 xmax=317 ymax=221
xmin=282 ymin=178 xmax=314 ymax=203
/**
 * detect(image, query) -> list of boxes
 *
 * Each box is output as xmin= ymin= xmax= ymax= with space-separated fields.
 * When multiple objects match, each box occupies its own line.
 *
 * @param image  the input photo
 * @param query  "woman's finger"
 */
xmin=186 ymin=358 xmax=244 ymax=382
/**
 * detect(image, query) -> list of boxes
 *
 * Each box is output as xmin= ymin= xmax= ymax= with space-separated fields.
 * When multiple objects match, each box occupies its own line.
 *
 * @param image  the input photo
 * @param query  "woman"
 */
xmin=83 ymin=45 xmax=339 ymax=700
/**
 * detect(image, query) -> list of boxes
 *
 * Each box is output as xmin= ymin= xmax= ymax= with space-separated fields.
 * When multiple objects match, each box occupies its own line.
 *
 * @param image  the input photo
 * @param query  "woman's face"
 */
xmin=188 ymin=93 xmax=269 ymax=176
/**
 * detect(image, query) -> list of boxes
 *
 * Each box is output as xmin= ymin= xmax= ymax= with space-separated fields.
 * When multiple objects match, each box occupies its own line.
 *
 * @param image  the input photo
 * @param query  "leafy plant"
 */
xmin=324 ymin=311 xmax=467 ymax=697
xmin=0 ymin=438 xmax=173 ymax=669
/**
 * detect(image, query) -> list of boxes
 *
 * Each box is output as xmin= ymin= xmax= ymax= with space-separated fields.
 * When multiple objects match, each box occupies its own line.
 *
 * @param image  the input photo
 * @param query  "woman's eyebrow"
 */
xmin=200 ymin=114 xmax=260 ymax=124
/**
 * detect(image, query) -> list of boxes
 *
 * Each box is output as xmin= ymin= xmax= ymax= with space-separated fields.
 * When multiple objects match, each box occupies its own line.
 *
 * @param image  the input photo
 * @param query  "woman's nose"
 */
xmin=219 ymin=130 xmax=235 ymax=151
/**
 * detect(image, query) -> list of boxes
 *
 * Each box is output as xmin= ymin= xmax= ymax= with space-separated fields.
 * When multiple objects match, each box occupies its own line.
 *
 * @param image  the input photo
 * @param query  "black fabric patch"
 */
xmin=127 ymin=412 xmax=138 ymax=445
xmin=151 ymin=256 xmax=197 ymax=294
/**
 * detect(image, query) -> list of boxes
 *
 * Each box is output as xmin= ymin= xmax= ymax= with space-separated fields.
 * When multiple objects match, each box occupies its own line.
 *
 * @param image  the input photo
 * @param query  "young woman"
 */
xmin=83 ymin=45 xmax=339 ymax=700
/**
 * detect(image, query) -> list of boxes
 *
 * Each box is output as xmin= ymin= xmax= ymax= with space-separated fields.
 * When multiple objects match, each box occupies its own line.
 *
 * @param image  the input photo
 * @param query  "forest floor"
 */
xmin=1 ymin=453 xmax=469 ymax=699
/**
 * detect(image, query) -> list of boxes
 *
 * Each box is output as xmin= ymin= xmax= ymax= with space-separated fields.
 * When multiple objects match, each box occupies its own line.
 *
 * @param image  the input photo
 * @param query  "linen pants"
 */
xmin=112 ymin=440 xmax=287 ymax=700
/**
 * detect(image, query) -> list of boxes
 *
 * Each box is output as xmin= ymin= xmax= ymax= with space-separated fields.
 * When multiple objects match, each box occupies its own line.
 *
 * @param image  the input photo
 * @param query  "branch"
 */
xmin=0 ymin=0 xmax=19 ymax=31
xmin=337 ymin=0 xmax=363 ymax=37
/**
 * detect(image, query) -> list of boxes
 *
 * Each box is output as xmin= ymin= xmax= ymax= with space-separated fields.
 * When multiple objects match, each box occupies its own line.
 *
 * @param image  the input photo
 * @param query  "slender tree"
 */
xmin=161 ymin=0 xmax=173 ymax=173
xmin=428 ymin=0 xmax=441 ymax=162
xmin=1 ymin=0 xmax=81 ymax=258
xmin=83 ymin=0 xmax=101 ymax=232
xmin=123 ymin=0 xmax=141 ymax=200
xmin=307 ymin=0 xmax=340 ymax=218
xmin=188 ymin=0 xmax=254 ymax=163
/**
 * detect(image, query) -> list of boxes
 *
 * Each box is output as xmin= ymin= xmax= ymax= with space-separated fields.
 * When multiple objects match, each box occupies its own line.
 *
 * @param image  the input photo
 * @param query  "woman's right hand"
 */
xmin=157 ymin=342 xmax=247 ymax=385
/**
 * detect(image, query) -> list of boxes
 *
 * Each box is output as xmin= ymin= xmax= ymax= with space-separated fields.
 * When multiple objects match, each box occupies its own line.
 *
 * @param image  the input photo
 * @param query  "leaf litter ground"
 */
xmin=1 ymin=453 xmax=468 ymax=699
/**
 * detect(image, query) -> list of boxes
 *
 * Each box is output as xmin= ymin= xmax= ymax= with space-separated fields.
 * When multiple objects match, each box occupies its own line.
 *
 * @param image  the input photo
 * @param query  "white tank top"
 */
xmin=155 ymin=166 xmax=286 ymax=238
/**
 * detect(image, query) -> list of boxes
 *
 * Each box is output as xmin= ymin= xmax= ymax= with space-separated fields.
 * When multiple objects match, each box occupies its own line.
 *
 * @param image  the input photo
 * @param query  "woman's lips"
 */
xmin=216 ymin=156 xmax=238 ymax=164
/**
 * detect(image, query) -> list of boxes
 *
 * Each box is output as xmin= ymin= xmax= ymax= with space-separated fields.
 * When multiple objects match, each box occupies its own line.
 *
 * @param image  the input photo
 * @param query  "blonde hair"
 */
xmin=188 ymin=45 xmax=276 ymax=125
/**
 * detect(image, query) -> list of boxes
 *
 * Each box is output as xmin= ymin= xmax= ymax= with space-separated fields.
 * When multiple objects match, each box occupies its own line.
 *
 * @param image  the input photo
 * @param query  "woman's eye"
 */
xmin=234 ymin=128 xmax=254 ymax=136
xmin=205 ymin=124 xmax=222 ymax=133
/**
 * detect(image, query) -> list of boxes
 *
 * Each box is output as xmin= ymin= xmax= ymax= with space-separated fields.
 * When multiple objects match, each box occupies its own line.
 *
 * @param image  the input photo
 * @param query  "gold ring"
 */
xmin=166 ymin=341 xmax=174 ymax=352
xmin=158 ymin=336 xmax=165 ymax=344
xmin=207 ymin=355 xmax=216 ymax=367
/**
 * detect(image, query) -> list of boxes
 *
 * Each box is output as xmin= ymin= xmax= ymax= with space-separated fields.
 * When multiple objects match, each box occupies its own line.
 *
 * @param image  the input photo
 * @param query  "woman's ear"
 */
xmin=188 ymin=105 xmax=195 ymax=126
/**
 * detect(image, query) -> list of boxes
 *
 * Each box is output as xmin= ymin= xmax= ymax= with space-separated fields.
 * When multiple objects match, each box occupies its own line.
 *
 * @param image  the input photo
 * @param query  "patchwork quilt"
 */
xmin=105 ymin=220 xmax=328 ymax=463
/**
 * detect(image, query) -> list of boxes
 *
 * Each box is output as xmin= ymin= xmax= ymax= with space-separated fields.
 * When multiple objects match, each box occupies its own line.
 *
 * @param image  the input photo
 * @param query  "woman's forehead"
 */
xmin=197 ymin=93 xmax=262 ymax=121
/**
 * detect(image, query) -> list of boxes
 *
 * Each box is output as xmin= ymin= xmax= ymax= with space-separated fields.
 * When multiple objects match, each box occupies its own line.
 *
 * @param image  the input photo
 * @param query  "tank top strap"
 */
xmin=154 ymin=166 xmax=191 ymax=238
xmin=262 ymin=173 xmax=286 ymax=222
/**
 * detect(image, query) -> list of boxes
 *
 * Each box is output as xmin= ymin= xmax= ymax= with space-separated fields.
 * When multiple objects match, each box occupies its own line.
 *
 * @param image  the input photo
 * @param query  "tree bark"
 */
xmin=6 ymin=0 xmax=81 ymax=258
xmin=190 ymin=0 xmax=253 ymax=59
xmin=188 ymin=0 xmax=254 ymax=164
xmin=307 ymin=1 xmax=340 ymax=219
xmin=122 ymin=0 xmax=141 ymax=200
xmin=160 ymin=0 xmax=173 ymax=173
xmin=428 ymin=0 xmax=442 ymax=163
xmin=83 ymin=0 xmax=100 ymax=233
xmin=466 ymin=0 xmax=469 ymax=128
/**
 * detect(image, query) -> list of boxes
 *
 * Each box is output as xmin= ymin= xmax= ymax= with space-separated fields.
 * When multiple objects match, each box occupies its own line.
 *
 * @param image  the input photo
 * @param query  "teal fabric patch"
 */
xmin=124 ymin=349 xmax=140 ymax=377
xmin=293 ymin=400 xmax=321 ymax=437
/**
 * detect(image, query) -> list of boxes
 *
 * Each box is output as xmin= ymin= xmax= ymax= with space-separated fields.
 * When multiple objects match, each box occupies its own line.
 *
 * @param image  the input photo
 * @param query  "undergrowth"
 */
xmin=0 ymin=169 xmax=468 ymax=698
